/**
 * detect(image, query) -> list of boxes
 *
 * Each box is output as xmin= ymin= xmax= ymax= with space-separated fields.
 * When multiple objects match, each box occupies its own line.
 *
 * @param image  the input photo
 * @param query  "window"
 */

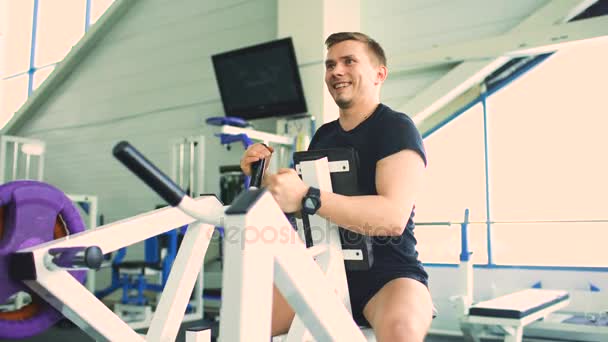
xmin=1 ymin=0 xmax=115 ymax=129
xmin=415 ymin=103 xmax=489 ymax=264
xmin=35 ymin=0 xmax=87 ymax=67
xmin=487 ymin=38 xmax=608 ymax=267
xmin=418 ymin=37 xmax=608 ymax=268
xmin=4 ymin=0 xmax=35 ymax=76
xmin=1 ymin=76 xmax=29 ymax=128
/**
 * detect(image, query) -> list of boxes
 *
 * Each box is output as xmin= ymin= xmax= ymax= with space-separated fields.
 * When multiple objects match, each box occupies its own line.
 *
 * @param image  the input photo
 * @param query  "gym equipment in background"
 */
xmin=170 ymin=135 xmax=205 ymax=198
xmin=0 ymin=181 xmax=87 ymax=339
xmin=0 ymin=135 xmax=45 ymax=184
xmin=0 ymin=135 xmax=99 ymax=294
xmin=429 ymin=210 xmax=572 ymax=342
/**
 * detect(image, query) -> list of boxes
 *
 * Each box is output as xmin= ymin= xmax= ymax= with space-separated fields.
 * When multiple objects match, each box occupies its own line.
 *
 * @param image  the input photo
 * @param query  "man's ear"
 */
xmin=375 ymin=65 xmax=388 ymax=85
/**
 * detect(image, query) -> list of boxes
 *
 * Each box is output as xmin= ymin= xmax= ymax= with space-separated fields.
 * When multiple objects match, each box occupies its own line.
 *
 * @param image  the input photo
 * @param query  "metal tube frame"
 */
xmin=0 ymin=135 xmax=45 ymax=183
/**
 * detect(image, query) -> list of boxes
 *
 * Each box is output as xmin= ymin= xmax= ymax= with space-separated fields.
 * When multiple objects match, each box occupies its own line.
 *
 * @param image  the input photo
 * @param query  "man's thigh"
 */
xmin=363 ymin=277 xmax=433 ymax=341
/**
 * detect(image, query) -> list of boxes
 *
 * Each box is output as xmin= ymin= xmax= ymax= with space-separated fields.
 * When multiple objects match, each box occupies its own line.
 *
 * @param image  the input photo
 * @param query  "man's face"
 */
xmin=324 ymin=40 xmax=381 ymax=109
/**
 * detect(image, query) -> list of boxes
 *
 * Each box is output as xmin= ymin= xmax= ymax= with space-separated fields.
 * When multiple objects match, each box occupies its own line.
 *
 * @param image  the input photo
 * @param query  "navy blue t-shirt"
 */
xmin=308 ymin=103 xmax=428 ymax=278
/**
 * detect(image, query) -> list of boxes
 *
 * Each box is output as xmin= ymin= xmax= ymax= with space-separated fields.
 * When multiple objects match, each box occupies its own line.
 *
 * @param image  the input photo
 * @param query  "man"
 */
xmin=240 ymin=32 xmax=433 ymax=342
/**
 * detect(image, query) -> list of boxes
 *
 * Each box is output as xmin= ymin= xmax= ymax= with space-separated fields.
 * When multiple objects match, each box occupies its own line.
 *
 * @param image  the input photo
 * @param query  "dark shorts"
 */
xmin=347 ymin=266 xmax=428 ymax=327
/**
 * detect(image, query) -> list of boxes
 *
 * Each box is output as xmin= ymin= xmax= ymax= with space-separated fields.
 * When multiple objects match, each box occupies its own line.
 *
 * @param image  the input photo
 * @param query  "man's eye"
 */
xmin=345 ymin=59 xmax=353 ymax=64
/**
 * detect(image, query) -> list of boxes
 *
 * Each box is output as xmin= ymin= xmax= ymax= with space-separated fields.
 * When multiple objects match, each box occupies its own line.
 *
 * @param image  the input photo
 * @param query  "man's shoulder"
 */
xmin=377 ymin=104 xmax=416 ymax=126
xmin=316 ymin=120 xmax=339 ymax=134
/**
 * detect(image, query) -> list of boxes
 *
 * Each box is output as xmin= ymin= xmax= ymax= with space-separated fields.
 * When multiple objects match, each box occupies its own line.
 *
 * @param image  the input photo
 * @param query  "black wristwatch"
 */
xmin=301 ymin=187 xmax=321 ymax=215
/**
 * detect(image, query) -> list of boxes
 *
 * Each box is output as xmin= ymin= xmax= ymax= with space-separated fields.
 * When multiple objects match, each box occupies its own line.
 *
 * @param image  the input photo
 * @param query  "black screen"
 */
xmin=212 ymin=38 xmax=307 ymax=120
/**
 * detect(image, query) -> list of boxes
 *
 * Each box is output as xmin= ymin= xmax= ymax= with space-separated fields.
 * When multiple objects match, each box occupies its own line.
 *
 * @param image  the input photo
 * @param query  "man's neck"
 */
xmin=338 ymin=101 xmax=380 ymax=131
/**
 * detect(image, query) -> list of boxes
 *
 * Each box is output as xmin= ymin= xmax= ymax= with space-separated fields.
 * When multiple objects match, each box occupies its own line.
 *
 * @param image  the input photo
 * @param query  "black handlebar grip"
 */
xmin=250 ymin=158 xmax=266 ymax=188
xmin=48 ymin=246 xmax=103 ymax=270
xmin=113 ymin=141 xmax=186 ymax=206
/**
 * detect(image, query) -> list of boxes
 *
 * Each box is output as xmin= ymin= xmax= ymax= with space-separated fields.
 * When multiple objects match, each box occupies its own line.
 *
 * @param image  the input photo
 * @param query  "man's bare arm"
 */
xmin=315 ymin=149 xmax=425 ymax=236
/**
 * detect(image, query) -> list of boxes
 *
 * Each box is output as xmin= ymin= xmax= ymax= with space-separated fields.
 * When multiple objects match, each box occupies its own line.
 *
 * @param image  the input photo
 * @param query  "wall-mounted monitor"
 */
xmin=211 ymin=37 xmax=308 ymax=121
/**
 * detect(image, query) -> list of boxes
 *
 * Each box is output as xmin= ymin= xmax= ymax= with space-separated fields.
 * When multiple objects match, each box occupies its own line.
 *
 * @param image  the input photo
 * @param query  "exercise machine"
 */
xmin=96 ymin=136 xmax=206 ymax=329
xmin=0 ymin=135 xmax=45 ymax=183
xmin=451 ymin=210 xmax=571 ymax=342
xmin=1 ymin=141 xmax=378 ymax=341
xmin=0 ymin=136 xmax=100 ymax=315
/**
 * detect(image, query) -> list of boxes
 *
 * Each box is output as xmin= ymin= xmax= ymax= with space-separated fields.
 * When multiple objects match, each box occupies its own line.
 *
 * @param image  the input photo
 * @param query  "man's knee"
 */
xmin=375 ymin=317 xmax=428 ymax=342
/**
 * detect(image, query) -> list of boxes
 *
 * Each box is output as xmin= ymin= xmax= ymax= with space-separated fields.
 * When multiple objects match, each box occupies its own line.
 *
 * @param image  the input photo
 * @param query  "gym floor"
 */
xmin=16 ymin=319 xmax=464 ymax=342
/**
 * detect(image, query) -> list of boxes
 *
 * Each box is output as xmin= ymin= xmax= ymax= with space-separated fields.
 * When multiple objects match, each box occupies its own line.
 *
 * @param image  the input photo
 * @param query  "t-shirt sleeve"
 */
xmin=377 ymin=114 xmax=427 ymax=166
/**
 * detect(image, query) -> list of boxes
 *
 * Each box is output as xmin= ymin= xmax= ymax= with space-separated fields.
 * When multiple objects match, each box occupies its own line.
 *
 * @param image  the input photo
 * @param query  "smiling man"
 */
xmin=240 ymin=32 xmax=433 ymax=342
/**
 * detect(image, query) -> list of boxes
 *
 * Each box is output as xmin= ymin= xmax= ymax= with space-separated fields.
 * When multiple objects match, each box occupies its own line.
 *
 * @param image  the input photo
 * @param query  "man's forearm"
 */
xmin=316 ymin=191 xmax=411 ymax=236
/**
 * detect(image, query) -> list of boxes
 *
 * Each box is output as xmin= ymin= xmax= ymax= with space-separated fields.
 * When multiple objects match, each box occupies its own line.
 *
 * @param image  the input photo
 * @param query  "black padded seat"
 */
xmin=468 ymin=289 xmax=570 ymax=319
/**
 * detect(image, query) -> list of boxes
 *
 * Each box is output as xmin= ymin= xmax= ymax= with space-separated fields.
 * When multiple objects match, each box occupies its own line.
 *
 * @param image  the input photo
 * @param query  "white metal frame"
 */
xmin=170 ymin=135 xmax=205 ymax=197
xmin=109 ymin=135 xmax=206 ymax=329
xmin=0 ymin=135 xmax=45 ymax=183
xmin=282 ymin=157 xmax=355 ymax=341
xmin=66 ymin=193 xmax=99 ymax=293
xmin=17 ymin=196 xmax=223 ymax=341
xmin=219 ymin=125 xmax=296 ymax=173
xmin=220 ymin=125 xmax=294 ymax=146
xmin=13 ymin=157 xmax=373 ymax=341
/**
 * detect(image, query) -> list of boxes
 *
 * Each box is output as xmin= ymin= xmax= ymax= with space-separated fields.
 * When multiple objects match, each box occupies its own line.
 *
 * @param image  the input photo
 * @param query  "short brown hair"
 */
xmin=325 ymin=32 xmax=387 ymax=66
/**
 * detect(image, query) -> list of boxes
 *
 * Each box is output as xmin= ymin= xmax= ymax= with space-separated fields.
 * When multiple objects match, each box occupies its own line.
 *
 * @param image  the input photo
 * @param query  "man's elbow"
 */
xmin=386 ymin=217 xmax=407 ymax=236
xmin=390 ymin=222 xmax=406 ymax=236
xmin=389 ymin=208 xmax=412 ymax=236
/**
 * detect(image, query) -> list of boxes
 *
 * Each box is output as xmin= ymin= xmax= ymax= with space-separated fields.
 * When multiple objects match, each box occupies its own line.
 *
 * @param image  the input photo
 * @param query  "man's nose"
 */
xmin=330 ymin=64 xmax=345 ymax=77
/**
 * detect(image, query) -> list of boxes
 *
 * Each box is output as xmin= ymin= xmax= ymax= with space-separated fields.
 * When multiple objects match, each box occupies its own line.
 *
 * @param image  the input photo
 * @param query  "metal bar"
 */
xmin=37 ymin=144 xmax=44 ymax=181
xmin=482 ymin=90 xmax=493 ymax=265
xmin=0 ymin=136 xmax=6 ymax=182
xmin=221 ymin=125 xmax=294 ymax=146
xmin=146 ymin=222 xmax=213 ymax=342
xmin=189 ymin=139 xmax=195 ymax=197
xmin=12 ymin=141 xmax=19 ymax=180
xmin=418 ymin=219 xmax=608 ymax=226
xmin=27 ymin=0 xmax=40 ymax=96
xmin=25 ymin=153 xmax=31 ymax=179
xmin=84 ymin=0 xmax=92 ymax=32
xmin=196 ymin=137 xmax=205 ymax=196
xmin=179 ymin=142 xmax=185 ymax=189
xmin=416 ymin=222 xmax=452 ymax=226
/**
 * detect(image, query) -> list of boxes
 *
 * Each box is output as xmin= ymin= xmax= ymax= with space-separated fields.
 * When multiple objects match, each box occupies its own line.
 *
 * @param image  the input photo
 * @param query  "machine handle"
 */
xmin=113 ymin=141 xmax=186 ymax=206
xmin=249 ymin=158 xmax=265 ymax=189
xmin=48 ymin=246 xmax=104 ymax=270
xmin=249 ymin=143 xmax=270 ymax=189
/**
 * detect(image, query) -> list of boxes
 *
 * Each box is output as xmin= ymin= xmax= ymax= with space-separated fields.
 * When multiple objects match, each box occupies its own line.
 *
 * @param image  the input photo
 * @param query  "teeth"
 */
xmin=334 ymin=83 xmax=349 ymax=89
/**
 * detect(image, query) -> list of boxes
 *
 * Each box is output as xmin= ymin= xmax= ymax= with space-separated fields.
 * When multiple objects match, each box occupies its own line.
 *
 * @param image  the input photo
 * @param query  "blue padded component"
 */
xmin=206 ymin=116 xmax=250 ymax=127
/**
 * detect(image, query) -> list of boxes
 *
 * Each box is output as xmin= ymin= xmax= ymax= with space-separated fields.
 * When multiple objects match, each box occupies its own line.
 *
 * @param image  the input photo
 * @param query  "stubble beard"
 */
xmin=334 ymin=93 xmax=353 ymax=109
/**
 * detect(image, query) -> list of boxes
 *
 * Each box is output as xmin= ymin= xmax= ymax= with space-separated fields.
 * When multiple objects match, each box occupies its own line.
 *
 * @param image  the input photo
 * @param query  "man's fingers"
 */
xmin=254 ymin=143 xmax=273 ymax=157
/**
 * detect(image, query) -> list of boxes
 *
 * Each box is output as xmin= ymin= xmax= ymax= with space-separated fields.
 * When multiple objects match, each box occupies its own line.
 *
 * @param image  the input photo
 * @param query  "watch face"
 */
xmin=304 ymin=198 xmax=315 ymax=210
